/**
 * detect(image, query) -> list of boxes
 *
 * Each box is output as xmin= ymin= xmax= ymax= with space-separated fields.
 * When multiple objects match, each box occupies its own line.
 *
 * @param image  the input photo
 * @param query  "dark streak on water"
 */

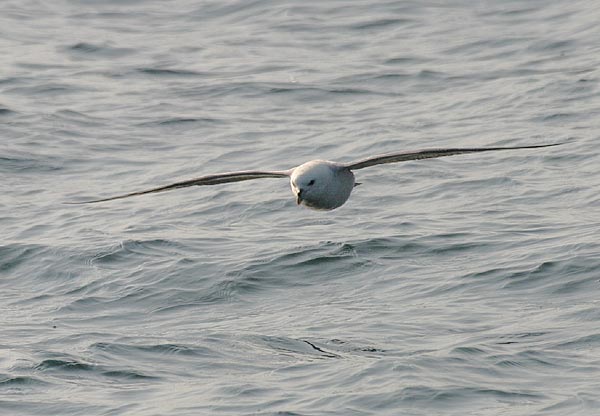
xmin=2 ymin=0 xmax=600 ymax=415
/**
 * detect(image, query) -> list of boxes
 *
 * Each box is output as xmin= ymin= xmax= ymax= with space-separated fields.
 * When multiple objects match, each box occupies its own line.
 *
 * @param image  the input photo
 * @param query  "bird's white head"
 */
xmin=290 ymin=160 xmax=355 ymax=210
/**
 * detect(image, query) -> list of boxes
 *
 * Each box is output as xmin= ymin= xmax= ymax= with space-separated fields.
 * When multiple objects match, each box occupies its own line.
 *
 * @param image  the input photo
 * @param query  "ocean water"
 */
xmin=2 ymin=0 xmax=600 ymax=414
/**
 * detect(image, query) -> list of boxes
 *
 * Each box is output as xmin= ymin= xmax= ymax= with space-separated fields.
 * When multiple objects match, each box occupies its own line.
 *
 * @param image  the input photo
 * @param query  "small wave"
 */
xmin=35 ymin=356 xmax=158 ymax=381
xmin=6 ymin=83 xmax=91 ymax=96
xmin=225 ymin=240 xmax=373 ymax=284
xmin=494 ymin=348 xmax=558 ymax=372
xmin=89 ymin=239 xmax=188 ymax=267
xmin=450 ymin=346 xmax=488 ymax=355
xmin=158 ymin=117 xmax=217 ymax=125
xmin=0 ymin=155 xmax=63 ymax=173
xmin=100 ymin=370 xmax=157 ymax=380
xmin=54 ymin=109 xmax=106 ymax=127
xmin=36 ymin=358 xmax=95 ymax=372
xmin=527 ymin=39 xmax=575 ymax=53
xmin=554 ymin=333 xmax=600 ymax=350
xmin=268 ymin=85 xmax=374 ymax=96
xmin=137 ymin=117 xmax=222 ymax=127
xmin=0 ymin=375 xmax=50 ymax=387
xmin=91 ymin=341 xmax=213 ymax=357
xmin=334 ymin=72 xmax=410 ymax=84
xmin=429 ymin=241 xmax=489 ymax=255
xmin=502 ymin=256 xmax=600 ymax=293
xmin=0 ymin=244 xmax=46 ymax=273
xmin=137 ymin=68 xmax=204 ymax=77
xmin=154 ymin=240 xmax=382 ymax=311
xmin=538 ymin=112 xmax=576 ymax=122
xmin=384 ymin=56 xmax=429 ymax=65
xmin=324 ymin=338 xmax=387 ymax=357
xmin=250 ymin=335 xmax=340 ymax=359
xmin=351 ymin=18 xmax=414 ymax=31
xmin=65 ymin=42 xmax=134 ymax=58
xmin=353 ymin=385 xmax=543 ymax=410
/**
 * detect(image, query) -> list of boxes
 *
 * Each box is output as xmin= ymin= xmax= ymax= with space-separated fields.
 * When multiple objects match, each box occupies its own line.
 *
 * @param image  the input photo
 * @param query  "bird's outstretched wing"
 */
xmin=67 ymin=170 xmax=291 ymax=204
xmin=343 ymin=143 xmax=563 ymax=171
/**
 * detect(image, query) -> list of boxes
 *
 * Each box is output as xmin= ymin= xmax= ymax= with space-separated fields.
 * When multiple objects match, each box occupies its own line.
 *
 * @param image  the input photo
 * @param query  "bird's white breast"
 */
xmin=290 ymin=160 xmax=355 ymax=210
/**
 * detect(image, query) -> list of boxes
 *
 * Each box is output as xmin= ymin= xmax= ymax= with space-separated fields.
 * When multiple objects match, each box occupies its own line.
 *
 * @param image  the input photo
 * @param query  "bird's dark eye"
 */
xmin=308 ymin=179 xmax=315 ymax=186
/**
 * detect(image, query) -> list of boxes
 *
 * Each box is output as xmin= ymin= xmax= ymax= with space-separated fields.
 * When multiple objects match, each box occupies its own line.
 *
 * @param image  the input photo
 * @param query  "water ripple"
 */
xmin=2 ymin=0 xmax=599 ymax=414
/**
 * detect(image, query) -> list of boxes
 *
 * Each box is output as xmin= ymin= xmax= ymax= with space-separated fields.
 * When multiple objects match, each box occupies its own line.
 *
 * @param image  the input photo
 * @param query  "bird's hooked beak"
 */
xmin=295 ymin=188 xmax=304 ymax=205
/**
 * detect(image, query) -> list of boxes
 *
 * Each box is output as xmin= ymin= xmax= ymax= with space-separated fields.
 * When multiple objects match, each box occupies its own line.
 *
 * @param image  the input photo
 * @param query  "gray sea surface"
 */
xmin=2 ymin=0 xmax=600 ymax=415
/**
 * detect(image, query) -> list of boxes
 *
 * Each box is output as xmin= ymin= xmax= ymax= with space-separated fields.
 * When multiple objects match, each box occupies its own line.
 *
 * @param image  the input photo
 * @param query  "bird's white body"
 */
xmin=70 ymin=143 xmax=563 ymax=210
xmin=290 ymin=161 xmax=355 ymax=210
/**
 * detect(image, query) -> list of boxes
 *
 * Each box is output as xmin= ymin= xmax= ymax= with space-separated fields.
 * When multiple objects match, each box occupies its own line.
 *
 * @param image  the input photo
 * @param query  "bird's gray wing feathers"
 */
xmin=343 ymin=143 xmax=563 ymax=171
xmin=67 ymin=170 xmax=291 ymax=204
